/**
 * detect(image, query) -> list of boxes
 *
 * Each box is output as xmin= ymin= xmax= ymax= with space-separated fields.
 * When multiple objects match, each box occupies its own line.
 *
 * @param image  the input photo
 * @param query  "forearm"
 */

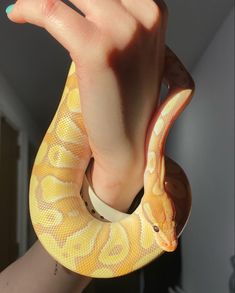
xmin=0 ymin=241 xmax=91 ymax=293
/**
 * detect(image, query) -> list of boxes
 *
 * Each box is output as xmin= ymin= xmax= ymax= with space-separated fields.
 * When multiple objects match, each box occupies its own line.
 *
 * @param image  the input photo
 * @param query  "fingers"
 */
xmin=69 ymin=0 xmax=129 ymax=22
xmin=5 ymin=0 xmax=168 ymax=61
xmin=120 ymin=0 xmax=162 ymax=30
xmin=69 ymin=0 xmax=142 ymax=47
xmin=68 ymin=0 xmax=94 ymax=18
xmin=69 ymin=0 xmax=167 ymax=28
xmin=6 ymin=0 xmax=96 ymax=59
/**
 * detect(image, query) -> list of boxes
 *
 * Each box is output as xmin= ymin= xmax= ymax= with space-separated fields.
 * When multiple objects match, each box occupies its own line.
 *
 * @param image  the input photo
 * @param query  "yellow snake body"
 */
xmin=29 ymin=46 xmax=195 ymax=278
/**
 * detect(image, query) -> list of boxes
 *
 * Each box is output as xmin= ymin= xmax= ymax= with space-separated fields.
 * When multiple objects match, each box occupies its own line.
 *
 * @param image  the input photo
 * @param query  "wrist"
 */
xmin=86 ymin=157 xmax=144 ymax=212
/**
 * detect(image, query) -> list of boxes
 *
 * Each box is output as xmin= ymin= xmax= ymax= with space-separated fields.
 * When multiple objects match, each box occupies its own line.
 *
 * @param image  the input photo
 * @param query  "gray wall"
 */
xmin=0 ymin=72 xmax=40 ymax=145
xmin=166 ymin=7 xmax=234 ymax=293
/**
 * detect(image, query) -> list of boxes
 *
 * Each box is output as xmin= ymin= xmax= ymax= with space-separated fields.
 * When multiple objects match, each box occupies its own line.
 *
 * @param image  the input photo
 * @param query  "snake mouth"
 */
xmin=157 ymin=236 xmax=178 ymax=252
xmin=164 ymin=240 xmax=178 ymax=252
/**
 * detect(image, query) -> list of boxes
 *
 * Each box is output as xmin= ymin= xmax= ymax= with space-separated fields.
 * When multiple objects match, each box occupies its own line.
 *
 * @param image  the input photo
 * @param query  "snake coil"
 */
xmin=29 ymin=46 xmax=195 ymax=278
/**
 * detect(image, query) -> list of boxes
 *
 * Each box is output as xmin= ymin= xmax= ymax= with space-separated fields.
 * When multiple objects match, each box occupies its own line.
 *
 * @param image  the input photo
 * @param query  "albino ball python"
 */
xmin=29 ymin=45 xmax=195 ymax=278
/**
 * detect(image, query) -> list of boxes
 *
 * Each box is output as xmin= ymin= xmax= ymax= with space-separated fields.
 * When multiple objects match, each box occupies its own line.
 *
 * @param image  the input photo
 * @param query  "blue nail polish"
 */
xmin=6 ymin=4 xmax=14 ymax=14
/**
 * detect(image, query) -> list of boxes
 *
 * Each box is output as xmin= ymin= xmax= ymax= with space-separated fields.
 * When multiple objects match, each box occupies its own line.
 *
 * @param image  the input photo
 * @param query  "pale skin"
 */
xmin=0 ymin=0 xmax=168 ymax=292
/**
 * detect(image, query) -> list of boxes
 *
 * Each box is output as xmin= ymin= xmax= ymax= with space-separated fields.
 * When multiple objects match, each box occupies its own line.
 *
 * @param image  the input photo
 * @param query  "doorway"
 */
xmin=0 ymin=116 xmax=19 ymax=271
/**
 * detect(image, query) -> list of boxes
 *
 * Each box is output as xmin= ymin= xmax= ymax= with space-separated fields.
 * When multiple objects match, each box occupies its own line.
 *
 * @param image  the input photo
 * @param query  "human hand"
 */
xmin=6 ymin=0 xmax=168 ymax=211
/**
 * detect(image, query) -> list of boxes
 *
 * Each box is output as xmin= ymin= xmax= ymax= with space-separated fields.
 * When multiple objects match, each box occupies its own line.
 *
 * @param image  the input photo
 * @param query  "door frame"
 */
xmin=0 ymin=110 xmax=29 ymax=257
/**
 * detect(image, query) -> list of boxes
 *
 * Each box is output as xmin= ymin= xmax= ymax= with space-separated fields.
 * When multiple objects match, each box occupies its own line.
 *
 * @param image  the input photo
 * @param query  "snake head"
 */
xmin=142 ymin=191 xmax=178 ymax=252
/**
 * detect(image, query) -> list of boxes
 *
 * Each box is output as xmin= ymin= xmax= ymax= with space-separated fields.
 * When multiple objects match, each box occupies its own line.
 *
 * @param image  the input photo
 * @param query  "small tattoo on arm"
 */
xmin=54 ymin=261 xmax=58 ymax=276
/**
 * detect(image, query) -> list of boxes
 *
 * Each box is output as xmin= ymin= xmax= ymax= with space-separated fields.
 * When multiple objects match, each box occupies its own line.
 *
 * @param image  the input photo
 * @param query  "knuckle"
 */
xmin=127 ymin=18 xmax=138 ymax=35
xmin=122 ymin=17 xmax=138 ymax=41
xmin=107 ymin=16 xmax=138 ymax=48
xmin=41 ymin=0 xmax=60 ymax=19
xmin=147 ymin=6 xmax=161 ymax=28
xmin=152 ymin=0 xmax=169 ymax=22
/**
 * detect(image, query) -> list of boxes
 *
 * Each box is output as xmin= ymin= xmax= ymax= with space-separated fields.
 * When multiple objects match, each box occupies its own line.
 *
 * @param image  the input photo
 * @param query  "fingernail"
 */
xmin=5 ymin=4 xmax=15 ymax=14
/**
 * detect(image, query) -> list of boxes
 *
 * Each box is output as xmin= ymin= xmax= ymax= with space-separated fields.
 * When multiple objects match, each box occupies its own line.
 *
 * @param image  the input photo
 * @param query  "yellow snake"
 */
xmin=29 ymin=45 xmax=195 ymax=278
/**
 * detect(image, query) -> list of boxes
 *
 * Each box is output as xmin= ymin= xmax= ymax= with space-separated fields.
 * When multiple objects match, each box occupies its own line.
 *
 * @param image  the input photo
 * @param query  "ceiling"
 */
xmin=0 ymin=0 xmax=234 ymax=135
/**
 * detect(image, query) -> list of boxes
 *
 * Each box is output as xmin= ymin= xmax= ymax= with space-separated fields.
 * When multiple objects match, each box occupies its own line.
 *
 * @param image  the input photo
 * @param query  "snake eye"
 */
xmin=153 ymin=225 xmax=160 ymax=232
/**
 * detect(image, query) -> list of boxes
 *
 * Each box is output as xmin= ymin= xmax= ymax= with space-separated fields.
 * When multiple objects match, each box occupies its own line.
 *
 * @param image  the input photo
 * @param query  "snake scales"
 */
xmin=29 ymin=45 xmax=195 ymax=278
